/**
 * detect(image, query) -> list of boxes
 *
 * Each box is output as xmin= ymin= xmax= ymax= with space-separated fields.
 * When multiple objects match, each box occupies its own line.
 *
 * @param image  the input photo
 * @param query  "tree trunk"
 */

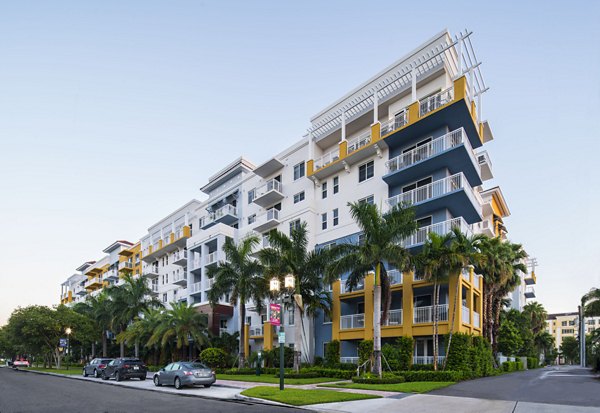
xmin=102 ymin=331 xmax=108 ymax=357
xmin=293 ymin=300 xmax=302 ymax=372
xmin=135 ymin=342 xmax=139 ymax=358
xmin=444 ymin=270 xmax=462 ymax=369
xmin=120 ymin=326 xmax=126 ymax=357
xmin=372 ymin=263 xmax=382 ymax=377
xmin=239 ymin=303 xmax=246 ymax=369
xmin=91 ymin=342 xmax=96 ymax=358
xmin=433 ymin=282 xmax=439 ymax=371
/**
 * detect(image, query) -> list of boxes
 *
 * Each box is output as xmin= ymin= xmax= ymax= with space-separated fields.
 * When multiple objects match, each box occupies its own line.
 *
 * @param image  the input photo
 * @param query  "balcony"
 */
xmin=252 ymin=179 xmax=284 ymax=208
xmin=400 ymin=217 xmax=472 ymax=249
xmin=386 ymin=173 xmax=482 ymax=224
xmin=189 ymin=282 xmax=203 ymax=296
xmin=420 ymin=88 xmax=455 ymax=117
xmin=118 ymin=261 xmax=133 ymax=273
xmin=74 ymin=285 xmax=87 ymax=296
xmin=383 ymin=127 xmax=481 ymax=188
xmin=387 ymin=269 xmax=402 ymax=286
xmin=142 ymin=265 xmax=159 ymax=279
xmin=103 ymin=269 xmax=119 ymax=281
xmin=474 ymin=274 xmax=482 ymax=289
xmin=205 ymin=277 xmax=215 ymax=290
xmin=249 ymin=326 xmax=264 ymax=337
xmin=172 ymin=250 xmax=188 ymax=266
xmin=413 ymin=304 xmax=449 ymax=324
xmin=205 ymin=251 xmax=219 ymax=266
xmin=525 ymin=286 xmax=536 ymax=299
xmin=340 ymin=313 xmax=365 ymax=330
xmin=462 ymin=306 xmax=470 ymax=324
xmin=340 ymin=280 xmax=364 ymax=294
xmin=413 ymin=272 xmax=426 ymax=282
xmin=253 ymin=208 xmax=281 ymax=232
xmin=201 ymin=204 xmax=238 ymax=229
xmin=525 ymin=271 xmax=537 ymax=285
xmin=313 ymin=148 xmax=340 ymax=171
xmin=473 ymin=217 xmax=495 ymax=238
xmin=413 ymin=355 xmax=445 ymax=365
xmin=382 ymin=309 xmax=403 ymax=326
xmin=190 ymin=256 xmax=202 ymax=273
xmin=172 ymin=273 xmax=187 ymax=286
xmin=340 ymin=356 xmax=359 ymax=364
xmin=85 ymin=277 xmax=103 ymax=291
xmin=142 ymin=226 xmax=192 ymax=262
xmin=149 ymin=284 xmax=159 ymax=296
xmin=477 ymin=150 xmax=493 ymax=181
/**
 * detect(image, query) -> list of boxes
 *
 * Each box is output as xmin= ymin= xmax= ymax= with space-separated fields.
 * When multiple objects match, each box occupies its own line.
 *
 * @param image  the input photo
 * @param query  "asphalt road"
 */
xmin=0 ymin=367 xmax=304 ymax=413
xmin=431 ymin=365 xmax=600 ymax=407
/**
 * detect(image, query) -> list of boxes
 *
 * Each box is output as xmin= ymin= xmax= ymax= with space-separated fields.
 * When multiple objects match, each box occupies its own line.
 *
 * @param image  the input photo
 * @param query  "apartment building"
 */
xmin=60 ymin=29 xmax=518 ymax=365
xmin=546 ymin=312 xmax=600 ymax=351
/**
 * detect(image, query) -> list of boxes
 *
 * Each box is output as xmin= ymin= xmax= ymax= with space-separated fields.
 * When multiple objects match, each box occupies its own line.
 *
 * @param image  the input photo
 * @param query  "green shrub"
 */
xmin=218 ymin=367 xmax=284 ymax=375
xmin=200 ymin=347 xmax=228 ymax=368
xmin=313 ymin=356 xmax=324 ymax=367
xmin=352 ymin=375 xmax=405 ymax=384
xmin=300 ymin=367 xmax=355 ymax=380
xmin=527 ymin=357 xmax=539 ymax=369
xmin=382 ymin=337 xmax=413 ymax=371
xmin=358 ymin=340 xmax=373 ymax=365
xmin=274 ymin=372 xmax=320 ymax=379
xmin=325 ymin=340 xmax=340 ymax=367
xmin=445 ymin=333 xmax=471 ymax=375
xmin=410 ymin=364 xmax=434 ymax=371
xmin=501 ymin=360 xmax=525 ymax=372
xmin=396 ymin=370 xmax=463 ymax=382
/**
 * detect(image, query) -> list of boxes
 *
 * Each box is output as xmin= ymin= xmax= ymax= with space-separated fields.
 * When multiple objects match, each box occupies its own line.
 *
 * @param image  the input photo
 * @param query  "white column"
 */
xmin=469 ymin=69 xmax=475 ymax=100
xmin=411 ymin=69 xmax=417 ymax=102
xmin=477 ymin=93 xmax=482 ymax=122
xmin=184 ymin=212 xmax=189 ymax=226
xmin=307 ymin=132 xmax=313 ymax=160
xmin=341 ymin=112 xmax=346 ymax=142
xmin=373 ymin=90 xmax=379 ymax=124
xmin=456 ymin=38 xmax=463 ymax=76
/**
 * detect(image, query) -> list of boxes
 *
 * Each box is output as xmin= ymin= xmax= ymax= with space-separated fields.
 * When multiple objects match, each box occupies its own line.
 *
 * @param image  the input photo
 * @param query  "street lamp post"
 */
xmin=256 ymin=351 xmax=262 ymax=376
xmin=270 ymin=274 xmax=295 ymax=391
xmin=65 ymin=328 xmax=72 ymax=370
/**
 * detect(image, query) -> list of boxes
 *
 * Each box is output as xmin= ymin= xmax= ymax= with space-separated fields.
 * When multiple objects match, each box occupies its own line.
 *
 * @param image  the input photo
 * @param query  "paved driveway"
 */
xmin=430 ymin=365 xmax=600 ymax=407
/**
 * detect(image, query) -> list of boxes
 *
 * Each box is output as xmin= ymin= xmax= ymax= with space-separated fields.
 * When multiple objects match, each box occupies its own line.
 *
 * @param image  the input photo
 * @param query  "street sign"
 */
xmin=270 ymin=303 xmax=281 ymax=326
xmin=278 ymin=332 xmax=285 ymax=343
xmin=59 ymin=338 xmax=67 ymax=347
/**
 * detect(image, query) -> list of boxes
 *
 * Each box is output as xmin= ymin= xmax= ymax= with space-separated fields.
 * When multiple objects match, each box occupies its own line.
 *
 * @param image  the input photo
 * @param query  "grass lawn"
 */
xmin=318 ymin=381 xmax=455 ymax=393
xmin=29 ymin=367 xmax=84 ymax=376
xmin=218 ymin=374 xmax=342 ymax=385
xmin=241 ymin=386 xmax=380 ymax=406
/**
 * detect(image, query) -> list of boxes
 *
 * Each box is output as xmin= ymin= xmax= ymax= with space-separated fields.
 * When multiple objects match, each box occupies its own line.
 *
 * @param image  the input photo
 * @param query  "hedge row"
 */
xmin=300 ymin=367 xmax=355 ymax=380
xmin=273 ymin=372 xmax=320 ymax=379
xmin=527 ymin=357 xmax=539 ymax=369
xmin=502 ymin=360 xmax=524 ymax=372
xmin=395 ymin=370 xmax=464 ymax=382
xmin=352 ymin=376 xmax=405 ymax=384
xmin=216 ymin=367 xmax=289 ymax=375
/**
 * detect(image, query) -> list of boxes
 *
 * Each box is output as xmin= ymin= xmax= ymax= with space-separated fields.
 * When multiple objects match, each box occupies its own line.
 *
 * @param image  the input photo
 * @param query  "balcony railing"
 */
xmin=340 ymin=281 xmax=364 ymax=294
xmin=413 ymin=355 xmax=446 ymax=365
xmin=462 ymin=267 xmax=471 ymax=282
xmin=314 ymin=148 xmax=340 ymax=170
xmin=189 ymin=282 xmax=202 ymax=294
xmin=474 ymin=311 xmax=481 ymax=328
xmin=387 ymin=173 xmax=474 ymax=209
xmin=205 ymin=277 xmax=215 ymax=289
xmin=462 ymin=306 xmax=470 ymax=324
xmin=413 ymin=304 xmax=449 ymax=324
xmin=172 ymin=273 xmax=187 ymax=284
xmin=249 ymin=326 xmax=264 ymax=337
xmin=474 ymin=274 xmax=481 ymax=289
xmin=413 ymin=272 xmax=426 ymax=282
xmin=340 ymin=357 xmax=359 ymax=364
xmin=202 ymin=204 xmax=238 ymax=227
xmin=172 ymin=250 xmax=188 ymax=261
xmin=387 ymin=269 xmax=402 ymax=285
xmin=380 ymin=110 xmax=409 ymax=137
xmin=205 ymin=252 xmax=218 ymax=265
xmin=340 ymin=313 xmax=365 ymax=330
xmin=256 ymin=178 xmax=282 ymax=196
xmin=386 ymin=128 xmax=473 ymax=174
xmin=346 ymin=130 xmax=371 ymax=155
xmin=150 ymin=284 xmax=158 ymax=293
xmin=400 ymin=217 xmax=472 ymax=249
xmin=419 ymin=87 xmax=454 ymax=117
xmin=382 ymin=309 xmax=403 ymax=326
xmin=118 ymin=261 xmax=133 ymax=271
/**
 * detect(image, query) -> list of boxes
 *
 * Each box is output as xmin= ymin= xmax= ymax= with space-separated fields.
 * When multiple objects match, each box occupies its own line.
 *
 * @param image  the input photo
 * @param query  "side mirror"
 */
xmin=160 ymin=368 xmax=165 ymax=372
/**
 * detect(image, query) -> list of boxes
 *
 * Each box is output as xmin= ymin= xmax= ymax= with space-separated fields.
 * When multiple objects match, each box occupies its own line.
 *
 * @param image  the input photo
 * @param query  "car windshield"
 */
xmin=100 ymin=359 xmax=112 ymax=364
xmin=123 ymin=359 xmax=143 ymax=364
xmin=182 ymin=362 xmax=208 ymax=369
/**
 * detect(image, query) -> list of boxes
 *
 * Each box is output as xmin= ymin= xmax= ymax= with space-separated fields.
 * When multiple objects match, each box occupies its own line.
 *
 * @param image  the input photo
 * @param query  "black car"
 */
xmin=83 ymin=358 xmax=113 ymax=378
xmin=101 ymin=358 xmax=147 ymax=381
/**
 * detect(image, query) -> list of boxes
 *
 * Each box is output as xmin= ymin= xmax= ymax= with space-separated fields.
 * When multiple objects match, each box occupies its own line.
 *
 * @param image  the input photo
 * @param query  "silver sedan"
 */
xmin=153 ymin=362 xmax=216 ymax=390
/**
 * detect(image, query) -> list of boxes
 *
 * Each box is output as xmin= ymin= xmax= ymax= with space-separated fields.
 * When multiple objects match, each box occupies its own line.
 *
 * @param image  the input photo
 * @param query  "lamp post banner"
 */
xmin=270 ymin=303 xmax=281 ymax=326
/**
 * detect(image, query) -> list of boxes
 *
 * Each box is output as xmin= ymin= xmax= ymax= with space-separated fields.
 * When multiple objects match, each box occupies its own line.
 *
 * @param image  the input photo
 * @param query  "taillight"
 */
xmin=183 ymin=371 xmax=193 ymax=376
xmin=211 ymin=370 xmax=215 ymax=375
xmin=124 ymin=364 xmax=130 ymax=368
xmin=99 ymin=364 xmax=105 ymax=369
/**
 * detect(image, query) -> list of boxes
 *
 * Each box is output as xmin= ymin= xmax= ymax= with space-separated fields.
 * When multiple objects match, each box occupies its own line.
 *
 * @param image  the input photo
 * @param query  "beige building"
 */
xmin=546 ymin=312 xmax=600 ymax=356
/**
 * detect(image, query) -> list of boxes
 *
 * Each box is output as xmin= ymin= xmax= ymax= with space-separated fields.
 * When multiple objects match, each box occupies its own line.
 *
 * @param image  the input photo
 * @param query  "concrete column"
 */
xmin=402 ymin=271 xmax=414 ymax=337
xmin=332 ymin=280 xmax=340 ymax=340
xmin=373 ymin=90 xmax=379 ymax=123
xmin=364 ymin=272 xmax=375 ymax=341
xmin=341 ymin=112 xmax=346 ymax=142
xmin=411 ymin=69 xmax=417 ymax=102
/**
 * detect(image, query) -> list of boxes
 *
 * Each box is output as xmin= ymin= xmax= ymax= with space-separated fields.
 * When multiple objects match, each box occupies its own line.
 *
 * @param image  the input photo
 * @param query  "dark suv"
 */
xmin=101 ymin=358 xmax=147 ymax=381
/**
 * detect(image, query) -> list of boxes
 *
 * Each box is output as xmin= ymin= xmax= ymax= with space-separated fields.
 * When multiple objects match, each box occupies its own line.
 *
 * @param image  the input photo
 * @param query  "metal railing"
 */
xmin=413 ymin=304 xmax=449 ymax=324
xmin=314 ymin=148 xmax=340 ymax=170
xmin=380 ymin=110 xmax=409 ymax=137
xmin=386 ymin=128 xmax=473 ymax=174
xmin=419 ymin=87 xmax=454 ymax=116
xmin=474 ymin=311 xmax=481 ymax=328
xmin=191 ymin=258 xmax=202 ymax=270
xmin=413 ymin=355 xmax=446 ymax=365
xmin=205 ymin=277 xmax=215 ymax=289
xmin=250 ymin=326 xmax=264 ymax=336
xmin=172 ymin=273 xmax=187 ymax=283
xmin=255 ymin=178 xmax=282 ymax=197
xmin=462 ymin=306 xmax=470 ymax=324
xmin=387 ymin=269 xmax=402 ymax=285
xmin=172 ymin=250 xmax=188 ymax=262
xmin=462 ymin=267 xmax=471 ymax=282
xmin=119 ymin=261 xmax=133 ymax=271
xmin=413 ymin=272 xmax=426 ymax=281
xmin=340 ymin=313 xmax=365 ymax=330
xmin=255 ymin=208 xmax=280 ymax=226
xmin=387 ymin=173 xmax=478 ymax=210
xmin=150 ymin=284 xmax=158 ymax=293
xmin=340 ymin=281 xmax=364 ymax=294
xmin=382 ymin=309 xmax=403 ymax=326
xmin=203 ymin=204 xmax=238 ymax=226
xmin=205 ymin=251 xmax=218 ymax=265
xmin=189 ymin=282 xmax=202 ymax=294
xmin=346 ymin=130 xmax=372 ymax=154
xmin=474 ymin=274 xmax=481 ymax=289
xmin=340 ymin=357 xmax=359 ymax=364
xmin=400 ymin=217 xmax=472 ymax=249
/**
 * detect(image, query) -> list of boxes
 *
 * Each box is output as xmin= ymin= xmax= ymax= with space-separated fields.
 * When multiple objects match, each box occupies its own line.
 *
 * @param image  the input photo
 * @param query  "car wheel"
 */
xmin=83 ymin=368 xmax=88 ymax=377
xmin=93 ymin=369 xmax=99 ymax=378
xmin=174 ymin=377 xmax=182 ymax=390
xmin=101 ymin=372 xmax=108 ymax=381
xmin=153 ymin=376 xmax=161 ymax=387
xmin=140 ymin=376 xmax=146 ymax=381
xmin=204 ymin=384 xmax=212 ymax=388
xmin=115 ymin=371 xmax=122 ymax=382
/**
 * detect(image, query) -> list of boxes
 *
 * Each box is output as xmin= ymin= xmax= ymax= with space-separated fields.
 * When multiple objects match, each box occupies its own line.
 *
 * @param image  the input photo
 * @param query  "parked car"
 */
xmin=12 ymin=358 xmax=30 ymax=369
xmin=83 ymin=358 xmax=114 ymax=378
xmin=101 ymin=358 xmax=147 ymax=381
xmin=153 ymin=361 xmax=215 ymax=389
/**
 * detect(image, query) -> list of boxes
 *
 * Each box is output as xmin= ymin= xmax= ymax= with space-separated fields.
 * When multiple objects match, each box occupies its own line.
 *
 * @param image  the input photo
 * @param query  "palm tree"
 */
xmin=260 ymin=222 xmax=334 ymax=372
xmin=148 ymin=301 xmax=209 ymax=360
xmin=117 ymin=308 xmax=162 ymax=365
xmin=522 ymin=302 xmax=548 ymax=336
xmin=583 ymin=288 xmax=600 ymax=317
xmin=107 ymin=274 xmax=162 ymax=357
xmin=206 ymin=235 xmax=267 ymax=368
xmin=326 ymin=202 xmax=416 ymax=377
xmin=415 ymin=232 xmax=455 ymax=371
xmin=74 ymin=291 xmax=113 ymax=357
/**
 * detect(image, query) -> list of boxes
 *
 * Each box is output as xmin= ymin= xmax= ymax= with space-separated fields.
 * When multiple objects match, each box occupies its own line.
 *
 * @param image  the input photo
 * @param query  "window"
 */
xmin=569 ymin=320 xmax=575 ymax=326
xmin=358 ymin=160 xmax=374 ymax=182
xmin=402 ymin=177 xmax=432 ymax=193
xmin=322 ymin=182 xmax=328 ymax=199
xmin=562 ymin=321 xmax=567 ymax=327
xmin=248 ymin=214 xmax=256 ymax=225
xmin=358 ymin=233 xmax=365 ymax=245
xmin=321 ymin=213 xmax=327 ymax=230
xmin=248 ymin=189 xmax=255 ymax=204
xmin=165 ymin=274 xmax=169 ymax=284
xmin=333 ymin=208 xmax=339 ymax=226
xmin=162 ymin=293 xmax=167 ymax=303
xmin=562 ymin=328 xmax=574 ymax=334
xmin=293 ymin=191 xmax=305 ymax=204
xmin=416 ymin=216 xmax=432 ymax=228
xmin=289 ymin=219 xmax=301 ymax=234
xmin=288 ymin=309 xmax=295 ymax=325
xmin=358 ymin=195 xmax=374 ymax=205
xmin=323 ymin=311 xmax=332 ymax=324
xmin=293 ymin=162 xmax=305 ymax=180
xmin=246 ymin=316 xmax=252 ymax=325
xmin=333 ymin=176 xmax=339 ymax=194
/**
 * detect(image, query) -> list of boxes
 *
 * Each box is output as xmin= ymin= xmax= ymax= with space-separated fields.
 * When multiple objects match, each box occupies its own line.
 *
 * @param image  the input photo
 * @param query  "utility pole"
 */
xmin=579 ymin=305 xmax=586 ymax=367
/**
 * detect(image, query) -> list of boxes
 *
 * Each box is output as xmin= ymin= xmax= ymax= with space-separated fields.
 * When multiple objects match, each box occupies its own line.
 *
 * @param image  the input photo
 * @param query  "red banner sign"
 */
xmin=270 ymin=303 xmax=281 ymax=326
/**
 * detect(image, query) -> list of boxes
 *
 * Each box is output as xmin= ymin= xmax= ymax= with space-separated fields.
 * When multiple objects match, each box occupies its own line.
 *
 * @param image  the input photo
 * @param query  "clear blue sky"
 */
xmin=1 ymin=1 xmax=599 ymax=324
